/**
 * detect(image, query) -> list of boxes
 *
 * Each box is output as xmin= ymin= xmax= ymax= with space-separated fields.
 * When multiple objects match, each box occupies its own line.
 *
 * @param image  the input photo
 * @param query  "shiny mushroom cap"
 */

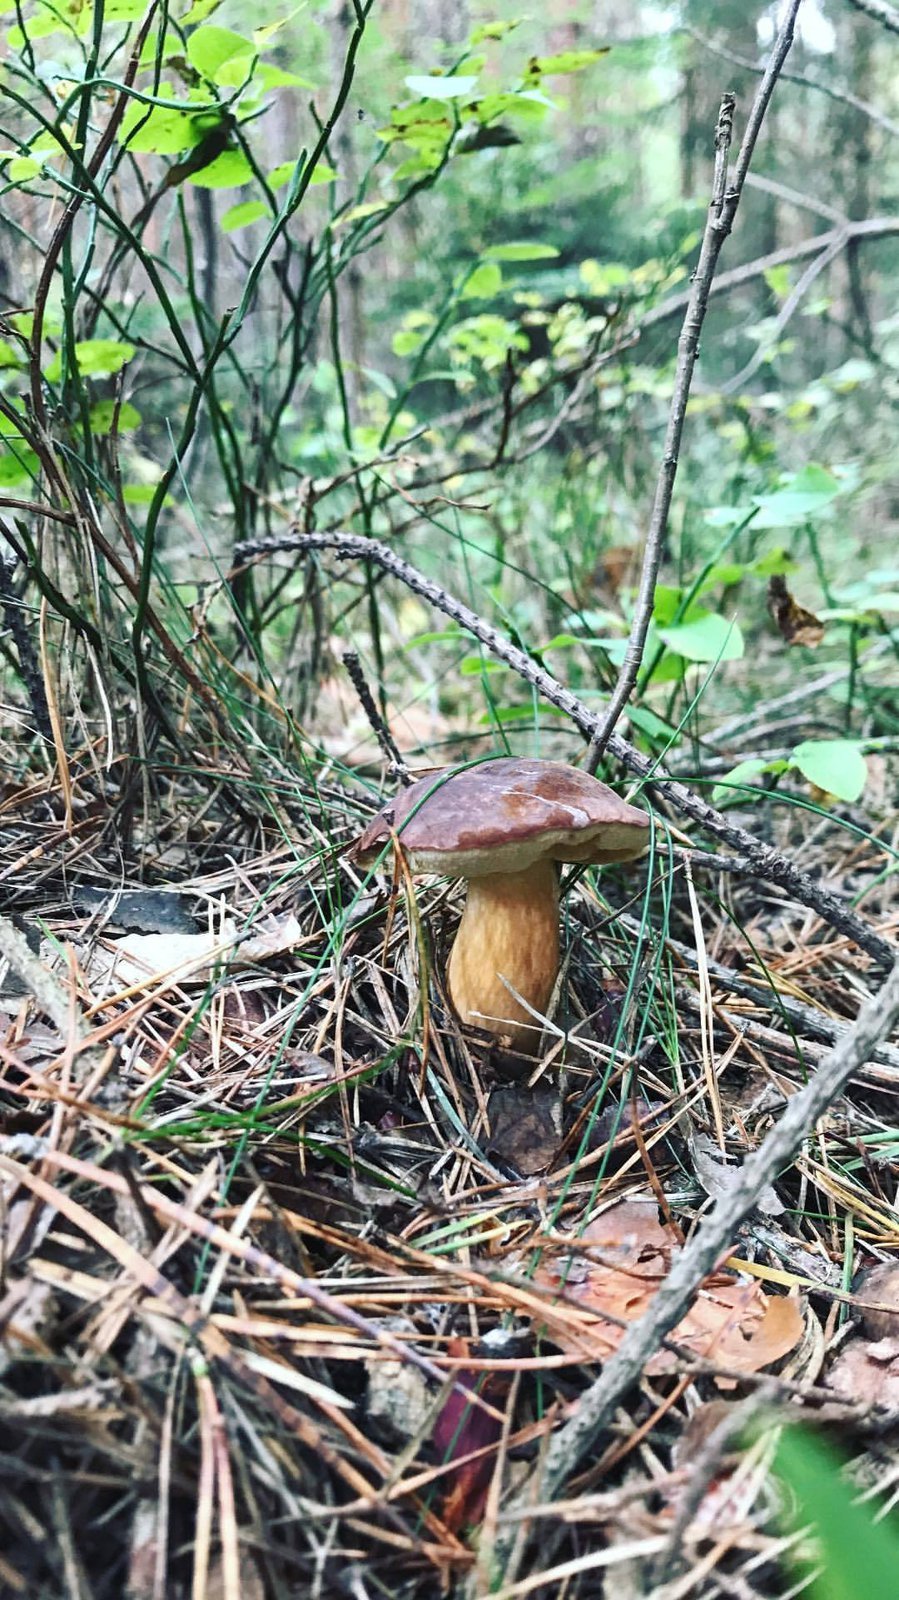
xmin=349 ymin=758 xmax=650 ymax=878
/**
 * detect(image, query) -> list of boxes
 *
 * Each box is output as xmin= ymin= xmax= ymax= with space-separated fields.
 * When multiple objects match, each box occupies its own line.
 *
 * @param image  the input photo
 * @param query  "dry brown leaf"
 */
xmin=535 ymin=1199 xmax=803 ymax=1380
xmin=767 ymin=574 xmax=824 ymax=648
xmin=597 ymin=544 xmax=636 ymax=597
xmin=487 ymin=1085 xmax=560 ymax=1174
xmin=432 ymin=1336 xmax=508 ymax=1534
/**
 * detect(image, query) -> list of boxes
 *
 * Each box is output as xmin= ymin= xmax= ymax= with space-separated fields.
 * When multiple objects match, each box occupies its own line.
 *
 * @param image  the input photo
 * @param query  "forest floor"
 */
xmin=1 ymin=680 xmax=898 ymax=1600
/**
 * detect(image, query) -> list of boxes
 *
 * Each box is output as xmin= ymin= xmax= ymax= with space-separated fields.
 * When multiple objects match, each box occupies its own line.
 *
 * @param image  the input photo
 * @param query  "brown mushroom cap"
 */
xmin=349 ymin=758 xmax=649 ymax=878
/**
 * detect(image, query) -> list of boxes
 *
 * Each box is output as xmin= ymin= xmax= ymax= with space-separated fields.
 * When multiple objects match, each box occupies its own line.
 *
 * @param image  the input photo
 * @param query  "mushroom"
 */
xmin=349 ymin=758 xmax=649 ymax=1054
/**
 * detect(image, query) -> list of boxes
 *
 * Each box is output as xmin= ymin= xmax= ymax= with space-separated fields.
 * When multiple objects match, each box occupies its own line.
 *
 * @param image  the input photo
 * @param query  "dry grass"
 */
xmin=1 ymin=705 xmax=897 ymax=1600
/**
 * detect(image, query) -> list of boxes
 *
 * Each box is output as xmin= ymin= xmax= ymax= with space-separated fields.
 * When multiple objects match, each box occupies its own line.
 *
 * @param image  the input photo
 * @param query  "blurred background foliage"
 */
xmin=0 ymin=0 xmax=897 ymax=813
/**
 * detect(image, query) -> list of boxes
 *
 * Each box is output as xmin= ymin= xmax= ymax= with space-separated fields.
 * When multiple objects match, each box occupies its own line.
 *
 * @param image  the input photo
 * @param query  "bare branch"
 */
xmin=719 ymin=234 xmax=844 ymax=394
xmin=686 ymin=22 xmax=899 ymax=140
xmin=845 ymin=0 xmax=899 ymax=35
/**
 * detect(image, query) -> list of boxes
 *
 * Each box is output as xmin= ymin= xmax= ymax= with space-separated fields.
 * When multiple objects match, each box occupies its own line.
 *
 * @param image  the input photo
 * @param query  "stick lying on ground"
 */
xmin=522 ymin=962 xmax=899 ymax=1474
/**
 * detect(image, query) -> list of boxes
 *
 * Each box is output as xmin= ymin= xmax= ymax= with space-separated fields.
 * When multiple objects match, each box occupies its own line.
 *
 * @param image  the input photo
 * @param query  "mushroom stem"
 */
xmin=447 ymin=858 xmax=560 ymax=1053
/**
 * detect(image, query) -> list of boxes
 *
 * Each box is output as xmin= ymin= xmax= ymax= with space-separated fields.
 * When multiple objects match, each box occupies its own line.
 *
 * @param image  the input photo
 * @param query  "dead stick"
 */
xmin=342 ymin=649 xmax=412 ymax=785
xmin=498 ymin=957 xmax=899 ymax=1575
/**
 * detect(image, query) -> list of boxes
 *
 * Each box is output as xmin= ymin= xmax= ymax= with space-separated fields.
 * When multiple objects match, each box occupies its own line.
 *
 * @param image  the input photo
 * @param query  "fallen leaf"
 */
xmin=535 ymin=1199 xmax=803 ymax=1381
xmin=690 ymin=1131 xmax=783 ymax=1216
xmin=597 ymin=544 xmax=636 ymax=597
xmin=767 ymin=575 xmax=824 ymax=648
xmin=431 ymin=1336 xmax=509 ymax=1533
xmin=488 ymin=1085 xmax=560 ymax=1174
xmin=82 ymin=913 xmax=305 ymax=988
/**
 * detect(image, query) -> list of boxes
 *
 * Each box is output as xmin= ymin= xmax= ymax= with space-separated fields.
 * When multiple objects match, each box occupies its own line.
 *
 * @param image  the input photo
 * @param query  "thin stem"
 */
xmin=584 ymin=0 xmax=802 ymax=770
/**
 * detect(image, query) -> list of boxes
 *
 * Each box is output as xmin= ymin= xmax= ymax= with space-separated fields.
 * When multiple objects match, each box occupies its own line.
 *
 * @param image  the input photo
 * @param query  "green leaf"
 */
xmin=627 ymin=706 xmax=679 ymax=743
xmin=470 ymin=19 xmax=522 ymax=44
xmin=0 ymin=449 xmax=38 ymax=486
xmin=484 ymin=241 xmax=560 ymax=261
xmin=187 ymin=26 xmax=254 ymax=81
xmin=404 ymin=73 xmax=478 ymax=99
xmin=213 ymin=55 xmax=262 ymax=88
xmin=479 ymin=704 xmax=539 ymax=724
xmin=360 ymin=365 xmax=397 ymax=399
xmin=308 ymin=162 xmax=338 ymax=185
xmin=257 ymin=64 xmax=315 ymax=90
xmin=775 ymin=1428 xmax=899 ymax=1600
xmin=704 ymin=505 xmax=749 ymax=528
xmin=220 ymin=198 xmax=268 ymax=232
xmin=186 ymin=150 xmax=254 ymax=188
xmin=644 ymin=648 xmax=685 ymax=684
xmin=658 ymin=610 xmax=744 ymax=663
xmin=752 ymin=465 xmax=843 ymax=529
xmin=476 ymin=89 xmax=552 ymax=125
xmin=180 ymin=0 xmax=223 ymax=21
xmin=267 ymin=160 xmax=298 ymax=190
xmin=711 ymin=758 xmax=772 ymax=805
xmin=790 ymin=740 xmax=867 ymax=802
xmin=120 ymin=103 xmax=204 ymax=157
xmin=651 ymin=585 xmax=683 ymax=625
xmin=763 ymin=263 xmax=791 ymax=299
xmin=89 ymin=400 xmax=142 ymax=434
xmin=392 ymin=329 xmax=426 ymax=357
xmin=122 ymin=483 xmax=173 ymax=506
xmin=404 ymin=629 xmax=464 ymax=648
xmin=6 ymin=156 xmax=42 ymax=181
xmin=7 ymin=12 xmax=68 ymax=46
xmin=462 ymin=261 xmax=502 ymax=299
xmin=527 ymin=48 xmax=610 ymax=76
xmin=543 ymin=634 xmax=580 ymax=650
xmin=459 ymin=656 xmax=507 ymax=675
xmin=337 ymin=201 xmax=389 ymax=227
xmin=695 ymin=563 xmax=746 ymax=594
xmin=44 ymin=339 xmax=135 ymax=382
xmin=751 ymin=548 xmax=798 ymax=577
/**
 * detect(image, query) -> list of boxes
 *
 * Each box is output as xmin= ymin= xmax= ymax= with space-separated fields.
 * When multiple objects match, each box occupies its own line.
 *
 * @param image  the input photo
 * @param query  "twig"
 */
xmin=234 ymin=529 xmax=897 ymax=970
xmin=743 ymin=171 xmax=848 ymax=227
xmin=582 ymin=92 xmax=735 ymax=771
xmin=720 ymin=234 xmax=845 ymax=394
xmin=501 ymin=957 xmax=899 ymax=1560
xmin=585 ymin=1 xmax=802 ymax=770
xmin=685 ymin=24 xmax=899 ymax=142
xmin=845 ymin=0 xmax=899 ymax=35
xmin=644 ymin=217 xmax=899 ymax=337
xmin=341 ymin=649 xmax=411 ymax=785
xmin=620 ymin=914 xmax=899 ymax=1073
